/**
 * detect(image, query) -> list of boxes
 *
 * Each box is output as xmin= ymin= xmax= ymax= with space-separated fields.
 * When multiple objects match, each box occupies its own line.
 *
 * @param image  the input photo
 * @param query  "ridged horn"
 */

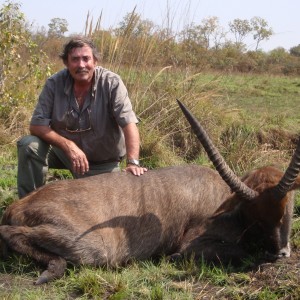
xmin=177 ymin=99 xmax=258 ymax=200
xmin=272 ymin=137 xmax=300 ymax=200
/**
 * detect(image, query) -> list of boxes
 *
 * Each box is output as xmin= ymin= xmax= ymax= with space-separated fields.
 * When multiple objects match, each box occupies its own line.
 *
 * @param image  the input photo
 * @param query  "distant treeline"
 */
xmin=34 ymin=8 xmax=300 ymax=75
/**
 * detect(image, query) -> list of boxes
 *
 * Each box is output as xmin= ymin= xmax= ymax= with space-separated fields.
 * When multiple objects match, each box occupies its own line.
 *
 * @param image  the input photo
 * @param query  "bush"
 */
xmin=0 ymin=1 xmax=52 ymax=123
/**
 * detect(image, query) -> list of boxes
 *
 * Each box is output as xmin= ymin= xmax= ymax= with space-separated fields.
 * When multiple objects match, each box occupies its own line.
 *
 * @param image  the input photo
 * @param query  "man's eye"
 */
xmin=70 ymin=57 xmax=91 ymax=63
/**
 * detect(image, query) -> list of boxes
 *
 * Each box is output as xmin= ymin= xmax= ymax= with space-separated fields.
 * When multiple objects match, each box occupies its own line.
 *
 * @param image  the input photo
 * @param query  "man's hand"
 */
xmin=124 ymin=164 xmax=148 ymax=176
xmin=30 ymin=125 xmax=89 ymax=175
xmin=65 ymin=141 xmax=89 ymax=175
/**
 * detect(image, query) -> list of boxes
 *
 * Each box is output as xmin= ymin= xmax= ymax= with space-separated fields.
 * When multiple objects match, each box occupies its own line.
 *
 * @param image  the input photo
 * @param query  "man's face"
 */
xmin=65 ymin=45 xmax=97 ymax=84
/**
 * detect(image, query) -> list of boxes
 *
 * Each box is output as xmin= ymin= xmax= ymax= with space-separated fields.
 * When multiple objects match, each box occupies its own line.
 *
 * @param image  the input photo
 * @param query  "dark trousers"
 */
xmin=17 ymin=135 xmax=120 ymax=198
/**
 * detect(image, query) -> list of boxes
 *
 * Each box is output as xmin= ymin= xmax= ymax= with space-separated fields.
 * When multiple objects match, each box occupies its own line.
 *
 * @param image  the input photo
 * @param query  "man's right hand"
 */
xmin=65 ymin=141 xmax=89 ymax=175
xmin=30 ymin=125 xmax=89 ymax=175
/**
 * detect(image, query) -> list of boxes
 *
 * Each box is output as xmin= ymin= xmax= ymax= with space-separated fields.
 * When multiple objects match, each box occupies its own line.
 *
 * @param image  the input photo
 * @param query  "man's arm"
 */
xmin=30 ymin=125 xmax=89 ymax=175
xmin=122 ymin=122 xmax=147 ymax=176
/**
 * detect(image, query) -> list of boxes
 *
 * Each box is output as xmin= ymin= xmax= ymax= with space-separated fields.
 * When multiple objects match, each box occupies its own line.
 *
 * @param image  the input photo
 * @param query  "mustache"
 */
xmin=75 ymin=68 xmax=89 ymax=74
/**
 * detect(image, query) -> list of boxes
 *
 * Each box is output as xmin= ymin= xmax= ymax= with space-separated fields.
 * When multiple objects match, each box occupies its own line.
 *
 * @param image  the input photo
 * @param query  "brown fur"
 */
xmin=0 ymin=164 xmax=298 ymax=284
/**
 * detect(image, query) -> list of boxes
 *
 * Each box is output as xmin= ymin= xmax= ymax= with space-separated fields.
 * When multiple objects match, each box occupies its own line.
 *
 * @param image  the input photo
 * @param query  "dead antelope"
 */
xmin=0 ymin=100 xmax=299 ymax=285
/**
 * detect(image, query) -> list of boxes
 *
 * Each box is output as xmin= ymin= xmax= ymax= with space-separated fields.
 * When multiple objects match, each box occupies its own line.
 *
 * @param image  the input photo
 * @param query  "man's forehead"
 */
xmin=69 ymin=46 xmax=93 ymax=56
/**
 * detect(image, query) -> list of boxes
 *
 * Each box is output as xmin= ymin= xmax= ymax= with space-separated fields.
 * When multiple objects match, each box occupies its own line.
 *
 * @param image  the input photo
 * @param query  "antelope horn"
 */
xmin=272 ymin=137 xmax=300 ymax=200
xmin=177 ymin=99 xmax=258 ymax=200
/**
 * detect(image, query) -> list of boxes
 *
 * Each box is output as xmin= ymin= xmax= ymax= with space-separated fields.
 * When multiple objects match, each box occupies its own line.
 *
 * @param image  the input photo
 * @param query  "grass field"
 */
xmin=216 ymin=74 xmax=300 ymax=129
xmin=0 ymin=71 xmax=300 ymax=299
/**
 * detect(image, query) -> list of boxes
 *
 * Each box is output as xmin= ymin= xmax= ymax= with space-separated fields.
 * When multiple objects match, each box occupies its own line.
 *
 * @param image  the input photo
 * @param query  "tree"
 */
xmin=48 ymin=17 xmax=68 ymax=37
xmin=229 ymin=18 xmax=252 ymax=49
xmin=179 ymin=23 xmax=206 ymax=46
xmin=250 ymin=17 xmax=273 ymax=51
xmin=180 ymin=17 xmax=225 ymax=50
xmin=199 ymin=16 xmax=224 ymax=49
xmin=290 ymin=44 xmax=300 ymax=57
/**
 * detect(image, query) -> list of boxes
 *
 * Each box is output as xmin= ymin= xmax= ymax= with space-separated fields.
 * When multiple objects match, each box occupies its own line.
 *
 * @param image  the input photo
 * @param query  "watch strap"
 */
xmin=127 ymin=158 xmax=140 ymax=166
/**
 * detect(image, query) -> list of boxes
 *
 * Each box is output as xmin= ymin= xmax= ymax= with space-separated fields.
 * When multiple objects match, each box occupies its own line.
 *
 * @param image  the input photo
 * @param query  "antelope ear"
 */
xmin=212 ymin=195 xmax=240 ymax=217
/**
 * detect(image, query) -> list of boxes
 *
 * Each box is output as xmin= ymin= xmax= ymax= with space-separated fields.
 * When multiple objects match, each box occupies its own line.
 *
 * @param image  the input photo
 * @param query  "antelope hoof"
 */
xmin=34 ymin=258 xmax=67 ymax=285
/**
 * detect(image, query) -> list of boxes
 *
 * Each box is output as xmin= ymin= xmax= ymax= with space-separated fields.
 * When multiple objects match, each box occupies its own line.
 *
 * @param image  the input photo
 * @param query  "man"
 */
xmin=17 ymin=37 xmax=147 ymax=198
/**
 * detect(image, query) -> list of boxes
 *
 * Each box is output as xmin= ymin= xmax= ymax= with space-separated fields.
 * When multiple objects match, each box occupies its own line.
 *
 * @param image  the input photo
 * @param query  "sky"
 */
xmin=2 ymin=0 xmax=300 ymax=51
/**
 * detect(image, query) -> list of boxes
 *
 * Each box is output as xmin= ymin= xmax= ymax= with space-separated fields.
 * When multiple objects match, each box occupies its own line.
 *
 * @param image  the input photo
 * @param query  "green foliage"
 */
xmin=229 ymin=19 xmax=252 ymax=46
xmin=1 ymin=252 xmax=299 ymax=299
xmin=0 ymin=0 xmax=52 ymax=122
xmin=291 ymin=193 xmax=300 ymax=248
xmin=48 ymin=17 xmax=68 ymax=37
xmin=294 ymin=192 xmax=300 ymax=216
xmin=51 ymin=261 xmax=194 ymax=299
xmin=290 ymin=44 xmax=300 ymax=57
xmin=250 ymin=16 xmax=273 ymax=51
xmin=0 ymin=145 xmax=17 ymax=214
xmin=65 ymin=268 xmax=128 ymax=299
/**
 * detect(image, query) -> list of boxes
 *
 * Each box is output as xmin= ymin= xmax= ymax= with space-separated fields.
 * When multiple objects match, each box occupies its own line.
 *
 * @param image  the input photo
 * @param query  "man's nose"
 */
xmin=78 ymin=58 xmax=86 ymax=66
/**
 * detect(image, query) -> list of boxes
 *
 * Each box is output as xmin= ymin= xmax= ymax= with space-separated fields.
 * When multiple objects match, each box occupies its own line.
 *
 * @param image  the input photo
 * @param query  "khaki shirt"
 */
xmin=30 ymin=66 xmax=138 ymax=163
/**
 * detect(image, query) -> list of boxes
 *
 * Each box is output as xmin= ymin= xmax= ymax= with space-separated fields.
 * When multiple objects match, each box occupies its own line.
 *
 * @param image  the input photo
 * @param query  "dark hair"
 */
xmin=59 ymin=36 xmax=100 ymax=63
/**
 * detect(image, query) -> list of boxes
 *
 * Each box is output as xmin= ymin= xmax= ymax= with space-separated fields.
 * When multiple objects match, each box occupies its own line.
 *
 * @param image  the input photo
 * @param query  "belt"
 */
xmin=89 ymin=159 xmax=120 ymax=166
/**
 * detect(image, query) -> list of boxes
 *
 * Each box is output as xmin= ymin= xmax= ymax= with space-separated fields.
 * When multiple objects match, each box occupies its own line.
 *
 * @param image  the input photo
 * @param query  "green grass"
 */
xmin=214 ymin=73 xmax=300 ymax=129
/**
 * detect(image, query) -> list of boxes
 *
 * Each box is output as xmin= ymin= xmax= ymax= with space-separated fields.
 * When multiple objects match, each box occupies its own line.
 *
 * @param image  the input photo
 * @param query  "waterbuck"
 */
xmin=0 ymin=100 xmax=299 ymax=285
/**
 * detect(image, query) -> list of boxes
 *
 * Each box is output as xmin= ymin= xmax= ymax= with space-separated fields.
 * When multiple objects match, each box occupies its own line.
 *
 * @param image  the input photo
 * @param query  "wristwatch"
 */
xmin=127 ymin=158 xmax=140 ymax=166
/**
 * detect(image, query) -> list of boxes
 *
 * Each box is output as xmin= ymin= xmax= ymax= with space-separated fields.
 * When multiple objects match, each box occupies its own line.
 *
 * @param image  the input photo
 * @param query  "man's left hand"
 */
xmin=124 ymin=165 xmax=148 ymax=176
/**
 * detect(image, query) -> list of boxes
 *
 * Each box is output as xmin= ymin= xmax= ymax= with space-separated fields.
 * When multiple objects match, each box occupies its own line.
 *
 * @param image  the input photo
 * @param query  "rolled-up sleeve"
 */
xmin=110 ymin=77 xmax=138 ymax=128
xmin=30 ymin=79 xmax=55 ymax=126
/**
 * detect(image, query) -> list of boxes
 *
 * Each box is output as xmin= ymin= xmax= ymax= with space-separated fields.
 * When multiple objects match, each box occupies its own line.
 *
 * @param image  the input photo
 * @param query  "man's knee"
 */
xmin=18 ymin=135 xmax=43 ymax=151
xmin=17 ymin=135 xmax=48 ymax=158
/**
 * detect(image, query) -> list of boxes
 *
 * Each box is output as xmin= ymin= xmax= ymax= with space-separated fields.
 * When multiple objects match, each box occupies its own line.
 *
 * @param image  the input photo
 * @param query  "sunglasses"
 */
xmin=65 ymin=107 xmax=92 ymax=133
